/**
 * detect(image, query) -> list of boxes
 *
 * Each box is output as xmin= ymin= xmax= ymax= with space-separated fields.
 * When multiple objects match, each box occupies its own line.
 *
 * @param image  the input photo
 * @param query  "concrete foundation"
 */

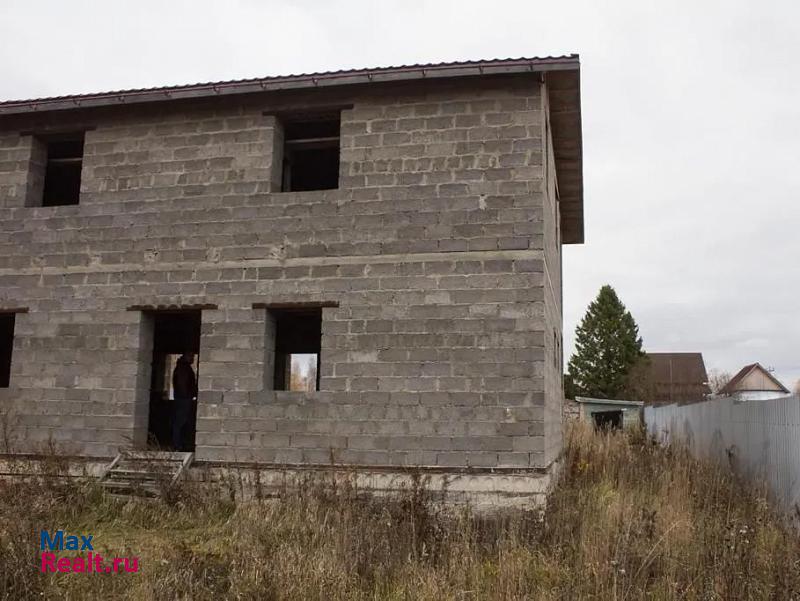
xmin=0 ymin=454 xmax=558 ymax=509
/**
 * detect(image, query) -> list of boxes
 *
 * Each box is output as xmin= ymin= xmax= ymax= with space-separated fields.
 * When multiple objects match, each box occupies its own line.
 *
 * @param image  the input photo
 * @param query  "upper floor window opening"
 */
xmin=280 ymin=113 xmax=340 ymax=192
xmin=41 ymin=133 xmax=85 ymax=206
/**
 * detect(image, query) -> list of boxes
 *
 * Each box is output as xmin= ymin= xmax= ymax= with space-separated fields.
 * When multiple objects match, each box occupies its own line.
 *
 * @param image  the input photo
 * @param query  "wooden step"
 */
xmin=118 ymin=463 xmax=182 ymax=469
xmin=112 ymin=464 xmax=175 ymax=474
xmin=100 ymin=451 xmax=193 ymax=498
xmin=121 ymin=451 xmax=192 ymax=460
xmin=102 ymin=486 xmax=159 ymax=499
xmin=104 ymin=471 xmax=164 ymax=481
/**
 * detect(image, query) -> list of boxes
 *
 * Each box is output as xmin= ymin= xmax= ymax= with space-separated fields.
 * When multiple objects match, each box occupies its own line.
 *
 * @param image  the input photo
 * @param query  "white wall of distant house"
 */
xmin=726 ymin=391 xmax=792 ymax=401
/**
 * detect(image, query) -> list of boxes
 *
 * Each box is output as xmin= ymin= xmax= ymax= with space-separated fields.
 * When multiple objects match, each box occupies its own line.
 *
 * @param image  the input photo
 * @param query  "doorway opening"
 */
xmin=592 ymin=410 xmax=623 ymax=431
xmin=147 ymin=311 xmax=201 ymax=451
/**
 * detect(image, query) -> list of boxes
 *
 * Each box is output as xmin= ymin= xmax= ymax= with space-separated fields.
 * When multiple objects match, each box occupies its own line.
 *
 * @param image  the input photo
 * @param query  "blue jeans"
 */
xmin=172 ymin=397 xmax=193 ymax=450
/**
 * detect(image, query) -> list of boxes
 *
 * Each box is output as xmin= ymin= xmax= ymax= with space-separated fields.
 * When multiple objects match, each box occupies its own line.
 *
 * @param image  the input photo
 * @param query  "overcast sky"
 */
xmin=2 ymin=0 xmax=798 ymax=387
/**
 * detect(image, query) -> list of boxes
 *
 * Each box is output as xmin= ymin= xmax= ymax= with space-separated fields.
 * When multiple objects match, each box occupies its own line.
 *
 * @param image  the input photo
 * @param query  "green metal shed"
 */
xmin=574 ymin=397 xmax=644 ymax=430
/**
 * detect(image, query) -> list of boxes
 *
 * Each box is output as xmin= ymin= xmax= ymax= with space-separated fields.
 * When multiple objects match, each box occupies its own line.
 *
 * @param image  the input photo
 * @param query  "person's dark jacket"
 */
xmin=173 ymin=358 xmax=197 ymax=399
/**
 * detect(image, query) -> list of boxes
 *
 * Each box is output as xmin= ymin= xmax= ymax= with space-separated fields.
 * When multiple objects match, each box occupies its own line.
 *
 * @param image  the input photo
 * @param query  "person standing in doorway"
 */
xmin=172 ymin=353 xmax=197 ymax=451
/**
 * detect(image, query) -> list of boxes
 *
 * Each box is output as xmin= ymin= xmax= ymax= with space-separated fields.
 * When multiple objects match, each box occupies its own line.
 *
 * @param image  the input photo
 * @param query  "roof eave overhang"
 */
xmin=575 ymin=397 xmax=644 ymax=407
xmin=546 ymin=68 xmax=583 ymax=244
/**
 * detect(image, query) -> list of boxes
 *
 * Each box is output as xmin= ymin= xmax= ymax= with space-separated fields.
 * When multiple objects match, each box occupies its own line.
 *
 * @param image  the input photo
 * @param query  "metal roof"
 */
xmin=575 ymin=397 xmax=645 ymax=407
xmin=645 ymin=352 xmax=711 ymax=403
xmin=0 ymin=56 xmax=579 ymax=114
xmin=647 ymin=353 xmax=709 ymax=384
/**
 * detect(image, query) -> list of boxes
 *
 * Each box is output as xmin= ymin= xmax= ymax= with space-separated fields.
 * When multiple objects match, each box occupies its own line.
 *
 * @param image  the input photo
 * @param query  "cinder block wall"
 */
xmin=0 ymin=76 xmax=562 ymax=471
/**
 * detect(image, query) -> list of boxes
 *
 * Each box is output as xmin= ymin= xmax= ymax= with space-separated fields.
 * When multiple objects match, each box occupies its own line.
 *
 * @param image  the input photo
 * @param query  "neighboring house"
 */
xmin=574 ymin=397 xmax=643 ymax=430
xmin=0 ymin=56 xmax=584 ymax=498
xmin=718 ymin=363 xmax=790 ymax=401
xmin=646 ymin=352 xmax=710 ymax=404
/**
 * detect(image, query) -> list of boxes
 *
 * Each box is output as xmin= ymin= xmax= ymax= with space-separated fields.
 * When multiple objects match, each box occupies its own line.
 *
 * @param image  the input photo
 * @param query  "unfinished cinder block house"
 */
xmin=0 ymin=56 xmax=583 ymax=502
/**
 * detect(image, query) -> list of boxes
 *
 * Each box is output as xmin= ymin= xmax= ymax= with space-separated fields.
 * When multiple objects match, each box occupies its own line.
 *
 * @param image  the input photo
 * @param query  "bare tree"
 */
xmin=707 ymin=369 xmax=732 ymax=394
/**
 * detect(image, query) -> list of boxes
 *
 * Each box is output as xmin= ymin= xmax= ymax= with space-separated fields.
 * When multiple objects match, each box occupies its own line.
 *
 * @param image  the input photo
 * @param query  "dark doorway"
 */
xmin=0 ymin=313 xmax=15 ymax=388
xmin=592 ymin=410 xmax=623 ymax=431
xmin=147 ymin=311 xmax=201 ymax=451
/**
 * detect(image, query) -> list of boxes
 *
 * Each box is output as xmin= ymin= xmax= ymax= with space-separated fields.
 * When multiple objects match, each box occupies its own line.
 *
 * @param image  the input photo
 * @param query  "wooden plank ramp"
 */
xmin=99 ymin=451 xmax=193 ymax=498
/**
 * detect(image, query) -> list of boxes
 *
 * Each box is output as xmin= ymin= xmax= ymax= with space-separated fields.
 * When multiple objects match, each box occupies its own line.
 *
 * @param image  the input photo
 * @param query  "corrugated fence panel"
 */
xmin=645 ymin=395 xmax=800 ymax=515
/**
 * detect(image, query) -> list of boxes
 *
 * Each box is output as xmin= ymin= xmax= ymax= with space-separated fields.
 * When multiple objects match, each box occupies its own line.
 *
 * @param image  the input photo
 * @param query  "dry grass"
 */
xmin=1 ymin=423 xmax=799 ymax=600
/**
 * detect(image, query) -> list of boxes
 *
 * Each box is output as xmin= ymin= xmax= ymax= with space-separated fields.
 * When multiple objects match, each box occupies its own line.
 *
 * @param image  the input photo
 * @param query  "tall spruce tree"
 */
xmin=567 ymin=285 xmax=644 ymax=399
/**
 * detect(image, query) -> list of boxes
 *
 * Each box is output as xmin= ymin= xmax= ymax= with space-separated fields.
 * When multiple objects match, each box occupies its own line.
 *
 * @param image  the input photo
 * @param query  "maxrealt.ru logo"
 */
xmin=40 ymin=530 xmax=139 ymax=574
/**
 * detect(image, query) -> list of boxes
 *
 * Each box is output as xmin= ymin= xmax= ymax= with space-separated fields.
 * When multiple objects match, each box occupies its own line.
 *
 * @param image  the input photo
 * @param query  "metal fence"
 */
xmin=644 ymin=395 xmax=800 ymax=516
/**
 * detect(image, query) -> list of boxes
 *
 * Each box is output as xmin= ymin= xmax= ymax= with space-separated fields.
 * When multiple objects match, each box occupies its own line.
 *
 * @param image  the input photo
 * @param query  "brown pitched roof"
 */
xmin=646 ymin=352 xmax=710 ymax=403
xmin=719 ymin=363 xmax=790 ymax=394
